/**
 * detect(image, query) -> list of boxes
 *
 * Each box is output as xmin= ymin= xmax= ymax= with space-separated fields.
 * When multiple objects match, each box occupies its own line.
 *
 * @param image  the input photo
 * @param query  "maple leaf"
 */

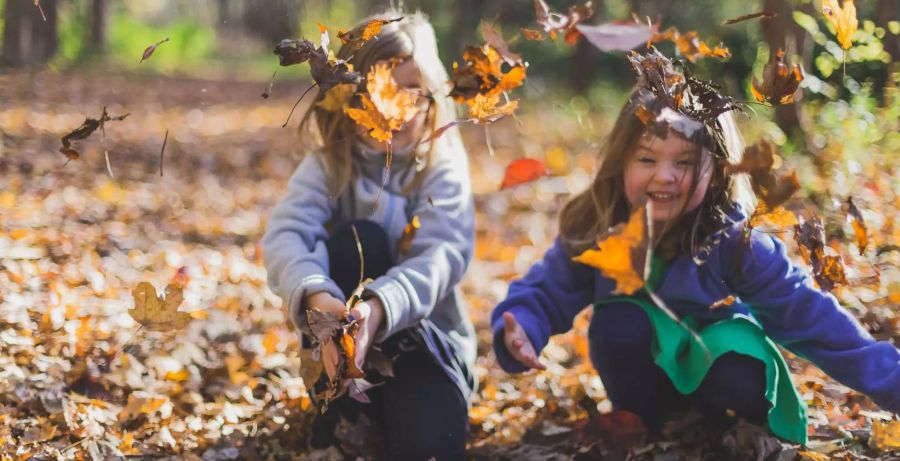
xmin=576 ymin=20 xmax=658 ymax=52
xmin=793 ymin=216 xmax=848 ymax=291
xmin=343 ymin=62 xmax=421 ymax=144
xmin=533 ymin=0 xmax=594 ymax=44
xmin=751 ymin=49 xmax=804 ymax=105
xmin=397 ymin=215 xmax=421 ymax=256
xmin=140 ymin=37 xmax=169 ymax=63
xmin=315 ymin=83 xmax=357 ymax=112
xmin=59 ymin=107 xmax=130 ymax=161
xmin=500 ymin=158 xmax=549 ymax=190
xmin=846 ymin=197 xmax=868 ymax=254
xmin=129 ymin=281 xmax=191 ymax=331
xmin=822 ymin=0 xmax=857 ymax=50
xmin=573 ymin=205 xmax=648 ymax=295
xmin=449 ymin=45 xmax=527 ymax=102
xmin=337 ymin=17 xmax=404 ymax=51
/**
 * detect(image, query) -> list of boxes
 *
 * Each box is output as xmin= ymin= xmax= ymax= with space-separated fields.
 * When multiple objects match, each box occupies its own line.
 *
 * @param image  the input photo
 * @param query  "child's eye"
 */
xmin=638 ymin=157 xmax=655 ymax=164
xmin=678 ymin=160 xmax=695 ymax=167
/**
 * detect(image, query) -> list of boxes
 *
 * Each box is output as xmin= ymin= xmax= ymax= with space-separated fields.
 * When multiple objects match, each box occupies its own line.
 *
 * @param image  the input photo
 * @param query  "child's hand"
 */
xmin=303 ymin=291 xmax=346 ymax=315
xmin=348 ymin=297 xmax=385 ymax=371
xmin=502 ymin=312 xmax=546 ymax=370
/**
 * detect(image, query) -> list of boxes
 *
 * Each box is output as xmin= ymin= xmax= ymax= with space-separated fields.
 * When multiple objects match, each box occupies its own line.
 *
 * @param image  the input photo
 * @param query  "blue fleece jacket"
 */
xmin=491 ymin=208 xmax=900 ymax=414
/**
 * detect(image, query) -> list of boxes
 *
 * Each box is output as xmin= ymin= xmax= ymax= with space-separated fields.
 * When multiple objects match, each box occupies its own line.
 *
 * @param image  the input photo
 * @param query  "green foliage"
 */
xmin=108 ymin=15 xmax=215 ymax=72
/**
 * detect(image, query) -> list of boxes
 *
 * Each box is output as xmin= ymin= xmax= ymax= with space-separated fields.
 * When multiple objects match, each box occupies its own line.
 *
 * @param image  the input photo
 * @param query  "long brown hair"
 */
xmin=296 ymin=11 xmax=461 ymax=198
xmin=558 ymin=87 xmax=755 ymax=261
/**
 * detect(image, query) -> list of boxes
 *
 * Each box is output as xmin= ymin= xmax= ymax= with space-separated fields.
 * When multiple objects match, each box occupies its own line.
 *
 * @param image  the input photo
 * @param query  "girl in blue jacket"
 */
xmin=264 ymin=12 xmax=474 ymax=459
xmin=492 ymin=53 xmax=900 ymax=444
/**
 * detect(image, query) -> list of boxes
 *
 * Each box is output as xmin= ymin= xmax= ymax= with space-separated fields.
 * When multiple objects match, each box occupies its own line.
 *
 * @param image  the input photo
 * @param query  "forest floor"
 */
xmin=1 ymin=69 xmax=898 ymax=460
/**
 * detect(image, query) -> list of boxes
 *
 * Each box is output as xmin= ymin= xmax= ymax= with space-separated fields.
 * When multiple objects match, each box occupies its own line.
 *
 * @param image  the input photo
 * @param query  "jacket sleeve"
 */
xmin=490 ymin=238 xmax=598 ymax=373
xmin=262 ymin=155 xmax=344 ymax=331
xmin=363 ymin=151 xmax=475 ymax=342
xmin=727 ymin=231 xmax=900 ymax=413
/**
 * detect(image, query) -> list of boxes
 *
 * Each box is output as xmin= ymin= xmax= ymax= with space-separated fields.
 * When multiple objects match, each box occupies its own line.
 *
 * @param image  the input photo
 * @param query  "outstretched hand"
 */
xmin=502 ymin=312 xmax=546 ymax=370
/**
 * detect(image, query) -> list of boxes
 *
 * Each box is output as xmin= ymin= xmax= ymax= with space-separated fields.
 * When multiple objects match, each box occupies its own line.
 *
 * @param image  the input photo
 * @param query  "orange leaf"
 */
xmin=337 ymin=17 xmax=404 ymax=51
xmin=573 ymin=205 xmax=648 ymax=295
xmin=500 ymin=158 xmax=549 ymax=190
xmin=871 ymin=419 xmax=900 ymax=451
xmin=822 ymin=0 xmax=857 ymax=50
xmin=340 ymin=332 xmax=365 ymax=379
xmin=129 ymin=281 xmax=191 ymax=331
xmin=397 ymin=215 xmax=421 ymax=256
xmin=847 ymin=197 xmax=868 ymax=254
xmin=751 ymin=49 xmax=804 ymax=105
xmin=466 ymin=92 xmax=519 ymax=123
xmin=521 ymin=28 xmax=545 ymax=41
xmin=709 ymin=295 xmax=737 ymax=310
xmin=344 ymin=62 xmax=421 ymax=144
xmin=651 ymin=27 xmax=730 ymax=61
xmin=450 ymin=45 xmax=526 ymax=101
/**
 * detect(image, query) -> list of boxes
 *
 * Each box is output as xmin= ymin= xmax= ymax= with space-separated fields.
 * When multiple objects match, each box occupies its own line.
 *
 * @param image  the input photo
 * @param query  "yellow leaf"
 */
xmin=343 ymin=62 xmax=421 ymax=144
xmin=397 ymin=215 xmax=421 ymax=256
xmin=466 ymin=92 xmax=518 ymax=123
xmin=573 ymin=205 xmax=647 ymax=295
xmin=316 ymin=83 xmax=357 ymax=112
xmin=822 ymin=0 xmax=858 ymax=50
xmin=129 ymin=281 xmax=191 ymax=331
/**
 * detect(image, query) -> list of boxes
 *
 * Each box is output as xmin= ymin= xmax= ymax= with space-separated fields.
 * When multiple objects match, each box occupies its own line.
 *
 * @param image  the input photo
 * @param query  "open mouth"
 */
xmin=647 ymin=191 xmax=680 ymax=203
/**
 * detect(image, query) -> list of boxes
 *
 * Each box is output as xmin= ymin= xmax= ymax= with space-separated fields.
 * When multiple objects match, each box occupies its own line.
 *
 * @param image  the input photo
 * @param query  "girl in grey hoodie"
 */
xmin=262 ymin=12 xmax=474 ymax=460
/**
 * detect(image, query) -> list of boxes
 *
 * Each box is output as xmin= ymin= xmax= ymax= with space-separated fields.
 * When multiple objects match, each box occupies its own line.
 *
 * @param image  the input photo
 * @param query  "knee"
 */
xmin=694 ymin=352 xmax=769 ymax=423
xmin=589 ymin=304 xmax=654 ymax=361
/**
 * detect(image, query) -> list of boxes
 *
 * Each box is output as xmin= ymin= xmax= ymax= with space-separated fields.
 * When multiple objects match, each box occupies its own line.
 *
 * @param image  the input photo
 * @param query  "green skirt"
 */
xmin=593 ymin=259 xmax=808 ymax=444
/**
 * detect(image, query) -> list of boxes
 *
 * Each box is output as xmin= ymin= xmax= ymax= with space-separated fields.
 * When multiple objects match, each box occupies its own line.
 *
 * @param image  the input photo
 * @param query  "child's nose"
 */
xmin=652 ymin=163 xmax=679 ymax=183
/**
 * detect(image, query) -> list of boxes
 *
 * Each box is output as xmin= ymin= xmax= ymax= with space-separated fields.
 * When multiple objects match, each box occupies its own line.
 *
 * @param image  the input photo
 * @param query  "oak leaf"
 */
xmin=129 ymin=282 xmax=191 ymax=331
xmin=822 ymin=0 xmax=857 ymax=50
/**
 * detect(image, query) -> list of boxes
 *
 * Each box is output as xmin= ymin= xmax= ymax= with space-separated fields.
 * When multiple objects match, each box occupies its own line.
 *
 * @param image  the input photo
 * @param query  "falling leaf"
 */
xmin=481 ymin=21 xmax=523 ymax=65
xmin=750 ymin=202 xmax=799 ymax=229
xmin=576 ymin=20 xmax=658 ymax=52
xmin=794 ymin=216 xmax=848 ymax=291
xmin=261 ymin=71 xmax=277 ymax=99
xmin=344 ymin=62 xmax=421 ymax=144
xmin=521 ymin=28 xmax=545 ymax=41
xmin=140 ymin=37 xmax=170 ymax=63
xmin=822 ymin=0 xmax=857 ymax=50
xmin=397 ymin=215 xmax=421 ymax=256
xmin=317 ymin=22 xmax=330 ymax=52
xmin=723 ymin=11 xmax=776 ymax=25
xmin=337 ymin=17 xmax=404 ymax=51
xmin=729 ymin=140 xmax=800 ymax=210
xmin=709 ymin=295 xmax=737 ymax=310
xmin=652 ymin=27 xmax=731 ymax=61
xmin=500 ymin=158 xmax=550 ymax=190
xmin=159 ymin=129 xmax=168 ymax=177
xmin=316 ymin=83 xmax=357 ymax=112
xmin=573 ymin=205 xmax=648 ymax=295
xmin=129 ymin=281 xmax=191 ymax=331
xmin=59 ymin=107 xmax=130 ymax=161
xmin=533 ymin=0 xmax=594 ymax=44
xmin=449 ymin=44 xmax=527 ymax=102
xmin=273 ymin=38 xmax=362 ymax=92
xmin=751 ymin=49 xmax=804 ymax=105
xmin=846 ymin=197 xmax=868 ymax=254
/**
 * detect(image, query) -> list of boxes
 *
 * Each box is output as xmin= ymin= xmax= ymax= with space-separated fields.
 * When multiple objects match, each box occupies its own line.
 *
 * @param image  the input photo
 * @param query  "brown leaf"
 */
xmin=533 ymin=0 xmax=594 ymax=44
xmin=481 ymin=21 xmax=523 ymax=65
xmin=449 ymin=45 xmax=526 ymax=102
xmin=500 ymin=158 xmax=550 ymax=190
xmin=723 ymin=11 xmax=777 ymax=25
xmin=129 ymin=282 xmax=191 ymax=331
xmin=651 ymin=27 xmax=730 ymax=61
xmin=730 ymin=140 xmax=800 ymax=210
xmin=521 ymin=28 xmax=545 ymax=41
xmin=140 ymin=37 xmax=170 ymax=63
xmin=59 ymin=107 xmax=130 ymax=161
xmin=794 ymin=216 xmax=847 ymax=291
xmin=306 ymin=308 xmax=344 ymax=344
xmin=751 ymin=49 xmax=804 ymax=105
xmin=273 ymin=39 xmax=362 ymax=92
xmin=846 ymin=197 xmax=868 ymax=254
xmin=337 ymin=17 xmax=404 ymax=52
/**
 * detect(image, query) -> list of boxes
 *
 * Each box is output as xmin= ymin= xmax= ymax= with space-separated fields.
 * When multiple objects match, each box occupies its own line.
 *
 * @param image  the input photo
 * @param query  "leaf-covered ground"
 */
xmin=1 ymin=70 xmax=898 ymax=460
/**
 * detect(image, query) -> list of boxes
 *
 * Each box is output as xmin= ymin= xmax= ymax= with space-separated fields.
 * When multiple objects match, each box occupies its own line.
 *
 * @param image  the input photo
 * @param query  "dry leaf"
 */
xmin=129 ymin=282 xmax=191 ymax=331
xmin=723 ymin=11 xmax=776 ymax=25
xmin=871 ymin=419 xmax=900 ymax=451
xmin=481 ymin=21 xmax=523 ymax=65
xmin=729 ymin=140 xmax=800 ymax=210
xmin=521 ymin=28 xmax=545 ymax=41
xmin=751 ymin=49 xmax=804 ymax=105
xmin=60 ymin=107 xmax=130 ymax=161
xmin=822 ymin=0 xmax=857 ymax=50
xmin=306 ymin=308 xmax=344 ymax=344
xmin=397 ymin=215 xmax=421 ymax=256
xmin=847 ymin=197 xmax=868 ymax=254
xmin=651 ymin=27 xmax=731 ymax=61
xmin=449 ymin=45 xmax=526 ymax=102
xmin=533 ymin=0 xmax=594 ymax=44
xmin=344 ymin=62 xmax=421 ymax=144
xmin=500 ymin=158 xmax=550 ymax=190
xmin=140 ymin=37 xmax=169 ymax=63
xmin=573 ymin=205 xmax=648 ymax=295
xmin=337 ymin=17 xmax=404 ymax=51
xmin=576 ymin=20 xmax=658 ymax=52
xmin=709 ymin=295 xmax=737 ymax=310
xmin=316 ymin=83 xmax=357 ymax=112
xmin=794 ymin=216 xmax=848 ymax=291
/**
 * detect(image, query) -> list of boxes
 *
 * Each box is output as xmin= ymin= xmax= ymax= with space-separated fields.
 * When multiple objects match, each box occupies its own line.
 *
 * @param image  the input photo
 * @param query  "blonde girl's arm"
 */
xmin=262 ymin=155 xmax=343 ymax=331
xmin=727 ymin=231 xmax=900 ymax=414
xmin=362 ymin=150 xmax=475 ymax=342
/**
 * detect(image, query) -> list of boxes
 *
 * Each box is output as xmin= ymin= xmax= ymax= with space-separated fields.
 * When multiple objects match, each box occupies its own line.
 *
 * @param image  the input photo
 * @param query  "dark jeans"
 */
xmin=590 ymin=303 xmax=771 ymax=432
xmin=311 ymin=220 xmax=467 ymax=460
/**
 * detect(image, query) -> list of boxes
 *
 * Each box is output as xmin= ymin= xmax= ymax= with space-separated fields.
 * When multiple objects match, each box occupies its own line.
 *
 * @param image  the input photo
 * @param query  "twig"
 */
xmin=351 ymin=224 xmax=365 ymax=286
xmin=159 ymin=130 xmax=169 ymax=177
xmin=104 ymin=150 xmax=114 ymax=178
xmin=282 ymin=82 xmax=318 ymax=128
xmin=33 ymin=0 xmax=46 ymax=21
xmin=484 ymin=125 xmax=495 ymax=157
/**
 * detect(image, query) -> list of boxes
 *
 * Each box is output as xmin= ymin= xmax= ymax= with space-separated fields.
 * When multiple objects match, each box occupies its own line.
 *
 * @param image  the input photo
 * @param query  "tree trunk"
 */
xmin=242 ymin=0 xmax=299 ymax=45
xmin=88 ymin=0 xmax=108 ymax=53
xmin=30 ymin=0 xmax=58 ymax=63
xmin=1 ymin=0 xmax=25 ymax=67
xmin=873 ymin=0 xmax=898 ymax=102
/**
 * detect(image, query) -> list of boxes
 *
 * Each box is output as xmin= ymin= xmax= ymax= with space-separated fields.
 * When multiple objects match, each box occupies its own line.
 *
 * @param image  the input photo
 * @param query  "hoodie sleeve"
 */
xmin=363 ymin=151 xmax=475 ymax=342
xmin=727 ymin=231 xmax=900 ymax=413
xmin=262 ymin=155 xmax=344 ymax=331
xmin=490 ymin=238 xmax=599 ymax=373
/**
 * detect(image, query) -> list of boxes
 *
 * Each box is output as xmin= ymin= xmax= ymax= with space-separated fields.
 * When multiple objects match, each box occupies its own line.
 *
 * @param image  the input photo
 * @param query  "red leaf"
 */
xmin=500 ymin=158 xmax=550 ymax=190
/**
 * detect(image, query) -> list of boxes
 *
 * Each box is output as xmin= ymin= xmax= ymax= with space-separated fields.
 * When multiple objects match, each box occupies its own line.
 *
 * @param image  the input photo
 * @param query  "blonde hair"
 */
xmin=558 ymin=87 xmax=756 ymax=260
xmin=297 ymin=10 xmax=461 ymax=197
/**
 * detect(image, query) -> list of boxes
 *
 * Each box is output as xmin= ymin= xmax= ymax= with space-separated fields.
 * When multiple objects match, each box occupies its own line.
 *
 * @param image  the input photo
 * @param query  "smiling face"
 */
xmin=623 ymin=130 xmax=714 ymax=222
xmin=356 ymin=57 xmax=432 ymax=152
